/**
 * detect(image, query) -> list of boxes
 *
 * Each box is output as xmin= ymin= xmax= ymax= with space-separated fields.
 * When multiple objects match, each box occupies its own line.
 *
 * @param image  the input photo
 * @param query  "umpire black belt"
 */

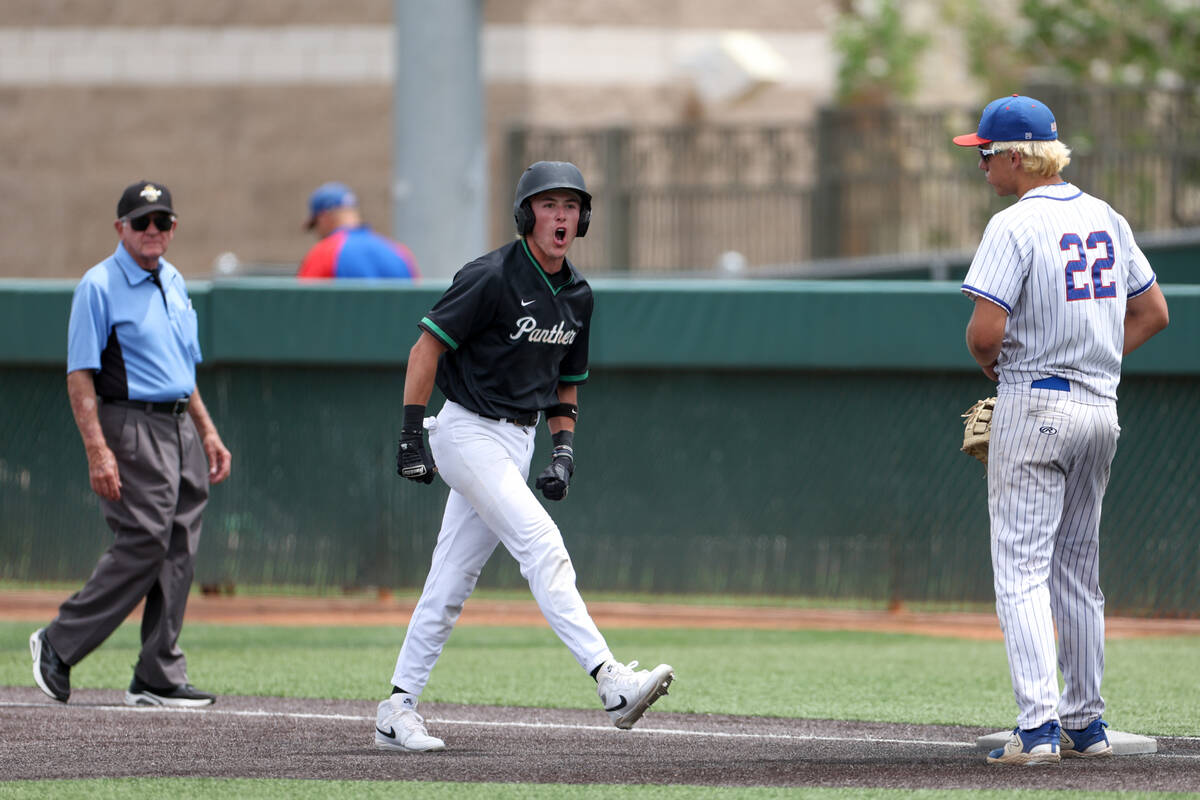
xmin=101 ymin=396 xmax=191 ymax=416
xmin=478 ymin=410 xmax=539 ymax=427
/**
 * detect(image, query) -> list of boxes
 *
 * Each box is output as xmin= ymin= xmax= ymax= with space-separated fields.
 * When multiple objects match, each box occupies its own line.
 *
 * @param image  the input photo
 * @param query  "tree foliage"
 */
xmin=833 ymin=0 xmax=931 ymax=105
xmin=959 ymin=0 xmax=1200 ymax=96
xmin=835 ymin=0 xmax=1200 ymax=104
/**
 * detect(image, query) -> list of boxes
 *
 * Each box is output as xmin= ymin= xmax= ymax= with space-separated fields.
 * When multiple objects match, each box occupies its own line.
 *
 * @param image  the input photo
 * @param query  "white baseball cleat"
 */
xmin=596 ymin=659 xmax=674 ymax=730
xmin=374 ymin=693 xmax=445 ymax=753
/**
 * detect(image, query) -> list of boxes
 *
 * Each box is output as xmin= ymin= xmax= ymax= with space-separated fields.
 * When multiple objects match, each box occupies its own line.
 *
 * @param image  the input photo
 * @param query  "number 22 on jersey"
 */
xmin=1062 ymin=231 xmax=1117 ymax=301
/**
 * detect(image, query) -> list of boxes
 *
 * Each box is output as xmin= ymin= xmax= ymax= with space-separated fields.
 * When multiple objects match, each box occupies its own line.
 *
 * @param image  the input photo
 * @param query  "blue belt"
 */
xmin=1031 ymin=377 xmax=1070 ymax=391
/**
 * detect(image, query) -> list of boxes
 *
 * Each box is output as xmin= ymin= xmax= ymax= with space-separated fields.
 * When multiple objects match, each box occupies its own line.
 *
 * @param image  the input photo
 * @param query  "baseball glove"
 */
xmin=961 ymin=396 xmax=996 ymax=464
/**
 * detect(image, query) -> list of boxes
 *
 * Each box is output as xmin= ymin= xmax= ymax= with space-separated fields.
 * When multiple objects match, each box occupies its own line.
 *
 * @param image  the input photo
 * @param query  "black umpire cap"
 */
xmin=118 ymin=181 xmax=175 ymax=220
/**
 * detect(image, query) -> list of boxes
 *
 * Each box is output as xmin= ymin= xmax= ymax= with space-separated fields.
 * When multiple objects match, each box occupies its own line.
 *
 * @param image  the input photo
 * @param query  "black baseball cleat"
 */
xmin=125 ymin=676 xmax=216 ymax=708
xmin=29 ymin=628 xmax=71 ymax=703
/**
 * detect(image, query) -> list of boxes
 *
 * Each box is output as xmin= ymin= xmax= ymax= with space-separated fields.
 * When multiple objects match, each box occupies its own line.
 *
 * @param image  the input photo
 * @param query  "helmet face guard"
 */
xmin=513 ymin=161 xmax=592 ymax=237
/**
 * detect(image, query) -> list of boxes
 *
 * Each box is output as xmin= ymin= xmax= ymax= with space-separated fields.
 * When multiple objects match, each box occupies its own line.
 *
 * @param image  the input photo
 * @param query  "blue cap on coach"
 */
xmin=953 ymin=94 xmax=1057 ymax=146
xmin=304 ymin=181 xmax=358 ymax=229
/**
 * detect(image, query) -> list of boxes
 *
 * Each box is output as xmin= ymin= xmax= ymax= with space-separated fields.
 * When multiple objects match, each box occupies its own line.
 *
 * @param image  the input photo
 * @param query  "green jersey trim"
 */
xmin=421 ymin=316 xmax=458 ymax=350
xmin=521 ymin=238 xmax=575 ymax=296
xmin=559 ymin=371 xmax=589 ymax=383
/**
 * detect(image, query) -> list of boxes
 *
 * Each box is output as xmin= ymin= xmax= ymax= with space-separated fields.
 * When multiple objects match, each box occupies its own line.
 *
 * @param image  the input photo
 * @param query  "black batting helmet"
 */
xmin=513 ymin=161 xmax=592 ymax=237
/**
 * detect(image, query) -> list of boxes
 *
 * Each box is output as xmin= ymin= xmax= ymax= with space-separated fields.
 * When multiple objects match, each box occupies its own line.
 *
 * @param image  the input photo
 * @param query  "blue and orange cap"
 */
xmin=953 ymin=94 xmax=1058 ymax=146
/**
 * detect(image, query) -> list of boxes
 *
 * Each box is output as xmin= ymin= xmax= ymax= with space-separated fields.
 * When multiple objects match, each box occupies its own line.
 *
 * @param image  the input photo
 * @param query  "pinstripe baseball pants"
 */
xmin=988 ymin=387 xmax=1120 ymax=730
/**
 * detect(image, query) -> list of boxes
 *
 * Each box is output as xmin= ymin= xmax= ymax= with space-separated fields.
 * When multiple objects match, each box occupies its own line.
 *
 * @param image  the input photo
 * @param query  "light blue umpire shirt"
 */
xmin=67 ymin=242 xmax=201 ymax=402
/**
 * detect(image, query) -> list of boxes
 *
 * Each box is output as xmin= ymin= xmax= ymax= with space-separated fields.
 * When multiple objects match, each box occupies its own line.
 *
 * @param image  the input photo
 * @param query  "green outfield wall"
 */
xmin=2 ymin=279 xmax=1198 ymax=614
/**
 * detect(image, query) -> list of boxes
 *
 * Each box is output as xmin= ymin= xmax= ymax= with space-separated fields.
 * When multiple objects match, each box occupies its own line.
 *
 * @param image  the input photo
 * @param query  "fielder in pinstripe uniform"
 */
xmin=954 ymin=96 xmax=1170 ymax=765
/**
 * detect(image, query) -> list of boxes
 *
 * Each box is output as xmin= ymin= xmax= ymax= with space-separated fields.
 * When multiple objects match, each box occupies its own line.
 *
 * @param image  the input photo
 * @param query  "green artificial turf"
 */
xmin=2 ymin=621 xmax=1197 ymax=735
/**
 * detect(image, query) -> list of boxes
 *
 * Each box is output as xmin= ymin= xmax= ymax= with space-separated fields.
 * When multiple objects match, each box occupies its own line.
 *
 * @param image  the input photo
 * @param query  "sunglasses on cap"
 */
xmin=127 ymin=213 xmax=176 ymax=232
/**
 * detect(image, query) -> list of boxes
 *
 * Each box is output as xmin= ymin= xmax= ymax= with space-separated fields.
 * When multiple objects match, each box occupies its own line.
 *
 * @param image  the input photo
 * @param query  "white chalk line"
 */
xmin=0 ymin=700 xmax=968 ymax=747
xmin=3 ymin=700 xmax=1198 ymax=756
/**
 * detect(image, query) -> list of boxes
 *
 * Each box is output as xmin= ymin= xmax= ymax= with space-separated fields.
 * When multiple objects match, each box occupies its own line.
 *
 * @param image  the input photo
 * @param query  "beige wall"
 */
xmin=1 ymin=85 xmax=393 ymax=280
xmin=486 ymin=0 xmax=831 ymax=28
xmin=4 ymin=0 xmax=393 ymax=26
xmin=1 ymin=0 xmax=855 ymax=279
xmin=7 ymin=0 xmax=822 ymax=29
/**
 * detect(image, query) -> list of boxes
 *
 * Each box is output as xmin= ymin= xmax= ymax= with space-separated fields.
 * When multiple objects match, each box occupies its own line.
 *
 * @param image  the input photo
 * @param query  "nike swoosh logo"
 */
xmin=376 ymin=725 xmax=396 ymax=738
xmin=604 ymin=695 xmax=628 ymax=712
xmin=521 ymin=299 xmax=535 ymax=306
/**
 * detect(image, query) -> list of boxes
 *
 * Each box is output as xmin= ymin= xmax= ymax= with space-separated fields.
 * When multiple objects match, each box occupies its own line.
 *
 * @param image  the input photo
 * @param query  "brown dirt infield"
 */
xmin=3 ymin=689 xmax=1199 ymax=791
xmin=3 ymin=589 xmax=1199 ymax=639
xmin=5 ymin=590 xmax=1200 ymax=790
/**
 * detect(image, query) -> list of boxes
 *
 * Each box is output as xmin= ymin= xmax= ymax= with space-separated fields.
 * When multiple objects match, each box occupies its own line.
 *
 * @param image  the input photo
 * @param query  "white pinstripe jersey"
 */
xmin=962 ymin=182 xmax=1157 ymax=401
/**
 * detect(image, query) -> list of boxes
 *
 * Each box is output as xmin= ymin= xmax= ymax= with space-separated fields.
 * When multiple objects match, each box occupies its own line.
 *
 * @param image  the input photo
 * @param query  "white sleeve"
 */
xmin=1119 ymin=216 xmax=1157 ymax=298
xmin=961 ymin=215 xmax=1027 ymax=313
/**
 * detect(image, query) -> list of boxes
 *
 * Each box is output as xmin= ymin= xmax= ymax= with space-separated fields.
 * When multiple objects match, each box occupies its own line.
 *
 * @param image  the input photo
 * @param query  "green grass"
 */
xmin=3 ymin=621 xmax=1198 ymax=735
xmin=0 ymin=781 xmax=1197 ymax=800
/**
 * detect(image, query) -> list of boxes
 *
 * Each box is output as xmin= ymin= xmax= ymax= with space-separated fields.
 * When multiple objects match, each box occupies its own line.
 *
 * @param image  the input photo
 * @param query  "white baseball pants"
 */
xmin=392 ymin=400 xmax=613 ymax=695
xmin=988 ymin=387 xmax=1119 ymax=730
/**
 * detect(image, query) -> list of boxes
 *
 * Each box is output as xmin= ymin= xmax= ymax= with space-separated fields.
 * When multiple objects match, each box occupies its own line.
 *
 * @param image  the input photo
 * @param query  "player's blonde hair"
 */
xmin=990 ymin=139 xmax=1072 ymax=178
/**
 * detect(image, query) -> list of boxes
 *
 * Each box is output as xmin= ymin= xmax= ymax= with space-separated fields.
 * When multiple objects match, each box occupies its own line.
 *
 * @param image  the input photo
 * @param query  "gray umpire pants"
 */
xmin=46 ymin=402 xmax=209 ymax=687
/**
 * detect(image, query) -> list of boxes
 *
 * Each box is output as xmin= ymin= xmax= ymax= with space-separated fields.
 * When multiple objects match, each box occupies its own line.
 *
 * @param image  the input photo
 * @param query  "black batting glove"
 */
xmin=535 ymin=430 xmax=575 ymax=501
xmin=397 ymin=404 xmax=436 ymax=484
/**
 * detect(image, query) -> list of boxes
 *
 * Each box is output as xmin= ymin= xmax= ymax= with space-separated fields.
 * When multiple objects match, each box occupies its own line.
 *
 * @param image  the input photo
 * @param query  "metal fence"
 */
xmin=4 ymin=276 xmax=1197 ymax=614
xmin=6 ymin=365 xmax=1197 ymax=615
xmin=507 ymin=85 xmax=1200 ymax=275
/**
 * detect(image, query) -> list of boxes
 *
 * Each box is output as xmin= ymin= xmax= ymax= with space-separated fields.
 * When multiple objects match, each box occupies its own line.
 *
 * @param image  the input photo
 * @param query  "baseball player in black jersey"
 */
xmin=374 ymin=161 xmax=674 ymax=753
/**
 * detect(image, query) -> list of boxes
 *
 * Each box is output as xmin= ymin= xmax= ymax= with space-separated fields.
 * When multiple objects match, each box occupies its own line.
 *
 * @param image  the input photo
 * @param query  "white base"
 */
xmin=976 ymin=728 xmax=1157 ymax=755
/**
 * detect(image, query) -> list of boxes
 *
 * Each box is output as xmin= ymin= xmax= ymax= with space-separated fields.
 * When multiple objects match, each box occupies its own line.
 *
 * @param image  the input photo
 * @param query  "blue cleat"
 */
xmin=1061 ymin=718 xmax=1112 ymax=758
xmin=987 ymin=720 xmax=1061 ymax=765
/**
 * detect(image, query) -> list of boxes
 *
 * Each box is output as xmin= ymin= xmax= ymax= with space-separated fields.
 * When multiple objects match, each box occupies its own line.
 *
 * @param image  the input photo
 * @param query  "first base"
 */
xmin=975 ymin=729 xmax=1157 ymax=755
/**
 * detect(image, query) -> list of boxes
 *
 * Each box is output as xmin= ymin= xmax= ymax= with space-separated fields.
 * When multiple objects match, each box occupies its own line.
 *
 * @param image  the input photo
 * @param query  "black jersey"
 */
xmin=418 ymin=238 xmax=593 ymax=419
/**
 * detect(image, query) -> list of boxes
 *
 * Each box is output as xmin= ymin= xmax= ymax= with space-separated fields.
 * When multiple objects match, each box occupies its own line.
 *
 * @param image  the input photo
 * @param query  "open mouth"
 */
xmin=554 ymin=227 xmax=567 ymax=244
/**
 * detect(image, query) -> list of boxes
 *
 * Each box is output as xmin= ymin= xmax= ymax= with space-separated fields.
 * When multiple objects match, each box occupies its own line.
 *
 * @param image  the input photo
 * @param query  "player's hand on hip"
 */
xmin=397 ymin=432 xmax=437 ymax=484
xmin=535 ymin=431 xmax=574 ymax=501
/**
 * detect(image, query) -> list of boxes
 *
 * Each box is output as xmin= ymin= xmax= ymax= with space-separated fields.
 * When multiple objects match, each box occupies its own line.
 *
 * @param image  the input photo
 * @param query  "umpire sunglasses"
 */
xmin=126 ymin=213 xmax=176 ymax=232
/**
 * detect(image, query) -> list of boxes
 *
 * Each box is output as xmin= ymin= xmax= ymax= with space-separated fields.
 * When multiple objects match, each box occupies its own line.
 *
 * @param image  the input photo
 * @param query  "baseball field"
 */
xmin=1 ymin=589 xmax=1199 ymax=798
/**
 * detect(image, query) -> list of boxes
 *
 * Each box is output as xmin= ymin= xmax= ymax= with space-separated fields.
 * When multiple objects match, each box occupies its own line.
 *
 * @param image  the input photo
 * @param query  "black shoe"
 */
xmin=125 ymin=675 xmax=216 ymax=708
xmin=29 ymin=628 xmax=71 ymax=703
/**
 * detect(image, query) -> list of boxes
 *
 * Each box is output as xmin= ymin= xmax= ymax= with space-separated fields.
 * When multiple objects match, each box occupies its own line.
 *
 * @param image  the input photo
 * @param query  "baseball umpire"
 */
xmin=375 ymin=161 xmax=674 ymax=753
xmin=955 ymin=96 xmax=1169 ymax=764
xmin=30 ymin=180 xmax=232 ymax=708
